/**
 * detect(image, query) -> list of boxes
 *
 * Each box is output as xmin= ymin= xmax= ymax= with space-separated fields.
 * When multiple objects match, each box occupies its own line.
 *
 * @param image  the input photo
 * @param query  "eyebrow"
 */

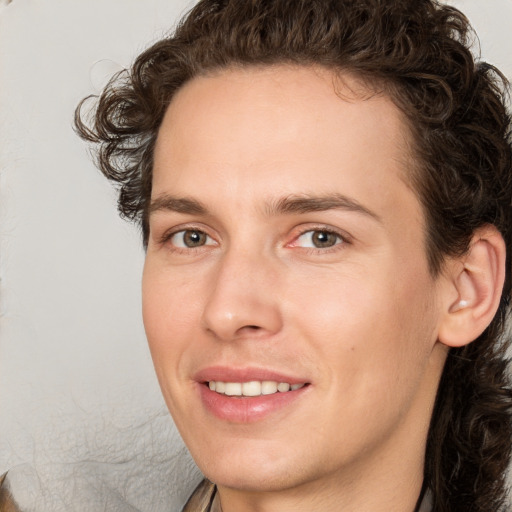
xmin=149 ymin=195 xmax=208 ymax=216
xmin=149 ymin=193 xmax=381 ymax=222
xmin=265 ymin=193 xmax=381 ymax=221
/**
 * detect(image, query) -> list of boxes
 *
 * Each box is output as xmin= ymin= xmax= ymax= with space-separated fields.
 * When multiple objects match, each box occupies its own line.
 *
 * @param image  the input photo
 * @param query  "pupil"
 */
xmin=313 ymin=231 xmax=336 ymax=248
xmin=185 ymin=230 xmax=205 ymax=247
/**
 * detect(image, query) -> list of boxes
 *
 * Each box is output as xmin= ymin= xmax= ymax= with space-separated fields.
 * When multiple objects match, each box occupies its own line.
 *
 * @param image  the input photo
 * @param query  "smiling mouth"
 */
xmin=206 ymin=380 xmax=307 ymax=397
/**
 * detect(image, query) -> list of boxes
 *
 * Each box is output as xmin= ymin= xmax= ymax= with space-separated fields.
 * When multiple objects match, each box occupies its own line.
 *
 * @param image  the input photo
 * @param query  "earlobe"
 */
xmin=438 ymin=226 xmax=506 ymax=348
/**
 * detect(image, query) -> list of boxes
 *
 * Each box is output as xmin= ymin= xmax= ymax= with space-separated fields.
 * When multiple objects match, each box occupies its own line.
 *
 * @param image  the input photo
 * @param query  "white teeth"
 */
xmin=242 ymin=381 xmax=262 ymax=396
xmin=261 ymin=381 xmax=278 ymax=395
xmin=224 ymin=382 xmax=242 ymax=396
xmin=208 ymin=380 xmax=305 ymax=396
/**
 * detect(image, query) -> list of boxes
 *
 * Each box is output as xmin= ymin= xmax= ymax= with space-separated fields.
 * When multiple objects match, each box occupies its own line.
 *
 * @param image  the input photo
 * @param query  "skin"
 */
xmin=143 ymin=65 xmax=453 ymax=512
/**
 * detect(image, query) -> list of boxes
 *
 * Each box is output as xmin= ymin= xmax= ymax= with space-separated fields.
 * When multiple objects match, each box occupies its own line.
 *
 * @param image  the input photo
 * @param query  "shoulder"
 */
xmin=0 ymin=473 xmax=22 ymax=512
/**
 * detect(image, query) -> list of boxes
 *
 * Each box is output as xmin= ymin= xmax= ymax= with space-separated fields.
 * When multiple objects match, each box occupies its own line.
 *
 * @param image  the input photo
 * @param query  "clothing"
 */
xmin=182 ymin=479 xmax=220 ymax=512
xmin=182 ymin=478 xmax=433 ymax=512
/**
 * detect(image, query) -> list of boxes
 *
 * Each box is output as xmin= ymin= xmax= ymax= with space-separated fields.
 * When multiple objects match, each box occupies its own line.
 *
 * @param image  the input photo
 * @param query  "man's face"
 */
xmin=143 ymin=66 xmax=448 ymax=497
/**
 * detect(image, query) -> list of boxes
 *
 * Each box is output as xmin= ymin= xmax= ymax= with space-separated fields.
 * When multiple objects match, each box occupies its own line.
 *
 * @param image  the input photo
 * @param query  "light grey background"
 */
xmin=0 ymin=0 xmax=510 ymax=510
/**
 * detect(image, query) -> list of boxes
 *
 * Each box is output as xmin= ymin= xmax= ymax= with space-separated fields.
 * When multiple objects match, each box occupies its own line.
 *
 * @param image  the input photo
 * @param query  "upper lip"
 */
xmin=194 ymin=366 xmax=309 ymax=385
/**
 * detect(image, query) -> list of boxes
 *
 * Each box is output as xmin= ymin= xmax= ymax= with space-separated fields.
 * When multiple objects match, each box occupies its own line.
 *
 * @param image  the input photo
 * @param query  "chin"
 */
xmin=203 ymin=465 xmax=301 ymax=493
xmin=192 ymin=442 xmax=306 ymax=492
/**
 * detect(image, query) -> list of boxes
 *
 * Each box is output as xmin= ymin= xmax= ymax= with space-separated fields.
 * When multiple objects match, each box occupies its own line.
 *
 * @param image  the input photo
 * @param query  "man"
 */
xmin=74 ymin=0 xmax=512 ymax=511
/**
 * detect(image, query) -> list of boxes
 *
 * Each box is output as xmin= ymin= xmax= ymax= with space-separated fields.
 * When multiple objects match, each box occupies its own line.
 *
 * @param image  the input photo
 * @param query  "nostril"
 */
xmin=235 ymin=325 xmax=263 ymax=335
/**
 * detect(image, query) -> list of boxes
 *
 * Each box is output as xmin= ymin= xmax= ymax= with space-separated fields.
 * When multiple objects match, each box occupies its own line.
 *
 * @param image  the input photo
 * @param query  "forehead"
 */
xmin=154 ymin=66 xmax=413 ymax=178
xmin=152 ymin=65 xmax=422 ymax=231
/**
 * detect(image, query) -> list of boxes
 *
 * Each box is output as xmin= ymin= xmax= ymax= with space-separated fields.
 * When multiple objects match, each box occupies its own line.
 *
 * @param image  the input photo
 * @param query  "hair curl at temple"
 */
xmin=75 ymin=1 xmax=512 ymax=509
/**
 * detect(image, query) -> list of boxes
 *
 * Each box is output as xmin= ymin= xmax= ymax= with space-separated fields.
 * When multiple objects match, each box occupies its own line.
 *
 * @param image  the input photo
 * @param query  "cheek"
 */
xmin=289 ymin=263 xmax=437 ymax=388
xmin=141 ymin=266 xmax=204 ymax=423
xmin=141 ymin=264 xmax=197 ymax=368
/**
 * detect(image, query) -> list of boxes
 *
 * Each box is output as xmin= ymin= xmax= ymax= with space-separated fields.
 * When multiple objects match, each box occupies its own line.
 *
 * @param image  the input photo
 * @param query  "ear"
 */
xmin=438 ymin=225 xmax=506 ymax=348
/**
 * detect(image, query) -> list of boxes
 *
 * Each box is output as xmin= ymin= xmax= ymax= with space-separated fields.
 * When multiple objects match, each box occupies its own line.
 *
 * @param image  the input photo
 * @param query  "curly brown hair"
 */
xmin=75 ymin=0 xmax=512 ymax=510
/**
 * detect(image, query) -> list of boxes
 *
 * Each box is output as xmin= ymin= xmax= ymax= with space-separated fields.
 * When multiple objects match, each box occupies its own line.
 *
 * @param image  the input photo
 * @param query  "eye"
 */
xmin=169 ymin=229 xmax=214 ymax=248
xmin=295 ymin=229 xmax=344 ymax=249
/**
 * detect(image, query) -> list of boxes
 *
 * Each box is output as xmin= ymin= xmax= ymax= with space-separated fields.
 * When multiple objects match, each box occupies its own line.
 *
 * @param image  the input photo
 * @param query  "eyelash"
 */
xmin=159 ymin=226 xmax=217 ymax=253
xmin=158 ymin=225 xmax=349 ymax=254
xmin=290 ymin=227 xmax=348 ymax=253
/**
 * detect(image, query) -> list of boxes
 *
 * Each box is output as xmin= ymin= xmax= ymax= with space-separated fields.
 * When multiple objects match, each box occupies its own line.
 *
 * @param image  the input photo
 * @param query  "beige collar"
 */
xmin=183 ymin=479 xmax=432 ymax=512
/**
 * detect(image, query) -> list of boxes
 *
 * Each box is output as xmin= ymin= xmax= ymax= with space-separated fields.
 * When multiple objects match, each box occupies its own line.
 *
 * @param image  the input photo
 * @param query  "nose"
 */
xmin=201 ymin=248 xmax=283 ymax=341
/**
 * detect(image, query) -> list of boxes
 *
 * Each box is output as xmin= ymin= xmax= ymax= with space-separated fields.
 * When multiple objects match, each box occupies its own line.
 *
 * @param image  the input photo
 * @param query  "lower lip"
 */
xmin=198 ymin=383 xmax=308 ymax=423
